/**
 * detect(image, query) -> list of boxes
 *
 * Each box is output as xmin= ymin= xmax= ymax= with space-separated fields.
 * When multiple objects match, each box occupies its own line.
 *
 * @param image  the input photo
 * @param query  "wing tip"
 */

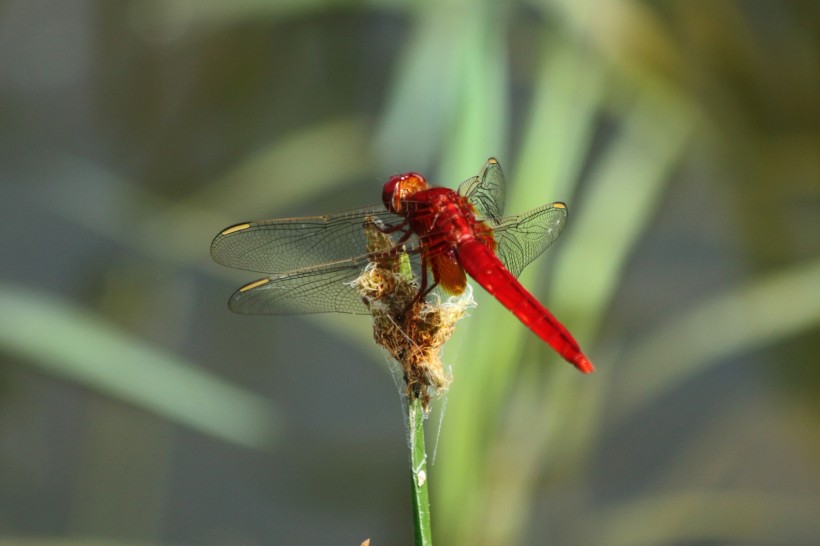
xmin=210 ymin=222 xmax=252 ymax=261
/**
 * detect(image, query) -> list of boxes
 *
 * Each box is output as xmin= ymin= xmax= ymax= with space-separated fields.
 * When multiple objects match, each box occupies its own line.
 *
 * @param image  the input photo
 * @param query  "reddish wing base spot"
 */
xmin=474 ymin=221 xmax=496 ymax=252
xmin=431 ymin=252 xmax=467 ymax=295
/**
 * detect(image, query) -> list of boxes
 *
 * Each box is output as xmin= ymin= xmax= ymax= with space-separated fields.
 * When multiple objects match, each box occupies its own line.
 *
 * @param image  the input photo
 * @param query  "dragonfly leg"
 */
xmin=375 ymin=219 xmax=409 ymax=235
xmin=401 ymin=250 xmax=439 ymax=317
xmin=373 ymin=219 xmax=414 ymax=252
xmin=416 ymin=280 xmax=439 ymax=303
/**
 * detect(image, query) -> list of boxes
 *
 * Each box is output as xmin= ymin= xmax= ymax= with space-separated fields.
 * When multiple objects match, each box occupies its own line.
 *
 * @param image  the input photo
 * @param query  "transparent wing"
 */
xmin=227 ymin=257 xmax=374 ymax=315
xmin=491 ymin=202 xmax=568 ymax=278
xmin=227 ymin=246 xmax=425 ymax=315
xmin=210 ymin=206 xmax=404 ymax=274
xmin=457 ymin=157 xmax=506 ymax=220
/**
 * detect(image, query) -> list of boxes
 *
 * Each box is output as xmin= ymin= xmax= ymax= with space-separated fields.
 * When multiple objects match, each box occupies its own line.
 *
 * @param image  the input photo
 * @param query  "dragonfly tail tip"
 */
xmin=575 ymin=356 xmax=595 ymax=374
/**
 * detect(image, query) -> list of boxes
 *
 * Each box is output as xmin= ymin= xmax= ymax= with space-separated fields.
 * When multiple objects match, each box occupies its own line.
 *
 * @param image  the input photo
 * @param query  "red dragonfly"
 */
xmin=211 ymin=158 xmax=593 ymax=373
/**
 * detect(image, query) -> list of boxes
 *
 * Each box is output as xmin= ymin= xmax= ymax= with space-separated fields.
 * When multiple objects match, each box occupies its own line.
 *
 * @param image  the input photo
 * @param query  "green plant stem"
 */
xmin=409 ymin=397 xmax=432 ymax=545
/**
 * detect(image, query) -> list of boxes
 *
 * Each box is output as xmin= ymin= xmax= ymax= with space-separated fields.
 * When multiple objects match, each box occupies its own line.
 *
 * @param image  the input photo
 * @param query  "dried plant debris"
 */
xmin=351 ymin=219 xmax=474 ymax=410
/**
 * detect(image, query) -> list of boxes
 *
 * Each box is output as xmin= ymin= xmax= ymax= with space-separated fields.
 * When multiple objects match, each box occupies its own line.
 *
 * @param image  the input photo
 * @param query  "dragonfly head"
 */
xmin=382 ymin=172 xmax=428 ymax=213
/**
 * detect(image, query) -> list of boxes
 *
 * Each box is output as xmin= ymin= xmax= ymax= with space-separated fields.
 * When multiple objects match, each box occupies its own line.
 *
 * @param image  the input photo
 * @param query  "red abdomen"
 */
xmin=456 ymin=240 xmax=594 ymax=373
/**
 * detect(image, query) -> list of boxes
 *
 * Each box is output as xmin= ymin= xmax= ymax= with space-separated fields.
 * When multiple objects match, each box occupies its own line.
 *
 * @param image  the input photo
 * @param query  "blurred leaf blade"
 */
xmin=449 ymin=39 xmax=609 ymax=545
xmin=437 ymin=11 xmax=698 ymax=541
xmin=429 ymin=3 xmax=512 ymax=543
xmin=579 ymin=489 xmax=820 ymax=546
xmin=375 ymin=0 xmax=493 ymax=171
xmin=550 ymin=85 xmax=697 ymax=338
xmin=617 ymin=257 xmax=820 ymax=420
xmin=513 ymin=40 xmax=606 ymax=206
xmin=0 ymin=285 xmax=280 ymax=449
xmin=40 ymin=117 xmax=372 ymax=268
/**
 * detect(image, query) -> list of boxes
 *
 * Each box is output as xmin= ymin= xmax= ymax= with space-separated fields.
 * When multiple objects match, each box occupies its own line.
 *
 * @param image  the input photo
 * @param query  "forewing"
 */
xmin=492 ymin=202 xmax=568 ymax=278
xmin=457 ymin=157 xmax=506 ymax=220
xmin=210 ymin=206 xmax=402 ymax=274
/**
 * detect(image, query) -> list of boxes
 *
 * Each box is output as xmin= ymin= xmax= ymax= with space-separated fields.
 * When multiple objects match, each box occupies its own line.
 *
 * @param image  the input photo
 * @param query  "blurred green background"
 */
xmin=1 ymin=1 xmax=819 ymax=544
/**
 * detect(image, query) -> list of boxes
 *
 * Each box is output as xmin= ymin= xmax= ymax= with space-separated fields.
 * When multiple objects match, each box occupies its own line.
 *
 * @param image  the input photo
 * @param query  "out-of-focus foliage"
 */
xmin=0 ymin=0 xmax=817 ymax=544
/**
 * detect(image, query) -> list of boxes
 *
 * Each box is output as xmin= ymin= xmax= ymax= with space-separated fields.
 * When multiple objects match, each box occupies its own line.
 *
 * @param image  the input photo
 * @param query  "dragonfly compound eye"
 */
xmin=382 ymin=172 xmax=427 ymax=213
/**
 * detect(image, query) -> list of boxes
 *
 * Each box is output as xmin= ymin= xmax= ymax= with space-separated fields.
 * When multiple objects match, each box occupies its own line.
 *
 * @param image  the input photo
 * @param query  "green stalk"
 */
xmin=409 ymin=397 xmax=433 ymax=545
